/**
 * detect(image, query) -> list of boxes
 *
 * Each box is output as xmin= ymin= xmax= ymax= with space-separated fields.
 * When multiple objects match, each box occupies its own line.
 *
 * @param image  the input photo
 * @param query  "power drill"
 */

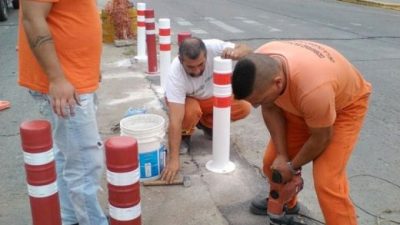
xmin=267 ymin=169 xmax=304 ymax=225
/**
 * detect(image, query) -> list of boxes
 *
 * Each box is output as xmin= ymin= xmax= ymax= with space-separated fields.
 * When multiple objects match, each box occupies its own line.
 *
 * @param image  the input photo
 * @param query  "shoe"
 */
xmin=249 ymin=197 xmax=300 ymax=215
xmin=196 ymin=123 xmax=212 ymax=140
xmin=180 ymin=135 xmax=191 ymax=154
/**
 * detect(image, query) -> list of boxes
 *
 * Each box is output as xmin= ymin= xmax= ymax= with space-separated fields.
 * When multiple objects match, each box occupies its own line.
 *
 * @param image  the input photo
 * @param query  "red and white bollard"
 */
xmin=177 ymin=32 xmax=192 ymax=46
xmin=159 ymin=18 xmax=171 ymax=90
xmin=134 ymin=2 xmax=147 ymax=62
xmin=206 ymin=57 xmax=236 ymax=173
xmin=106 ymin=136 xmax=141 ymax=225
xmin=145 ymin=9 xmax=158 ymax=74
xmin=20 ymin=120 xmax=61 ymax=225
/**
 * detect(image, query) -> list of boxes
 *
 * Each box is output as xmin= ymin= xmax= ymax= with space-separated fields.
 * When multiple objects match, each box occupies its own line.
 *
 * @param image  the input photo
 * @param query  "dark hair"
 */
xmin=232 ymin=58 xmax=256 ymax=99
xmin=179 ymin=37 xmax=207 ymax=60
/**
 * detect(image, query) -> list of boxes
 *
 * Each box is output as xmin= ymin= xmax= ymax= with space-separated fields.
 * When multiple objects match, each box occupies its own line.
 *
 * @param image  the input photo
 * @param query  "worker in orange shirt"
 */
xmin=231 ymin=40 xmax=371 ymax=225
xmin=19 ymin=0 xmax=107 ymax=224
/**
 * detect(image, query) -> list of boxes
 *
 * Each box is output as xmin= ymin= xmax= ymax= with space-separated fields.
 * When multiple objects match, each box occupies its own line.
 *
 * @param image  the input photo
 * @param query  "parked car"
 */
xmin=0 ymin=0 xmax=19 ymax=22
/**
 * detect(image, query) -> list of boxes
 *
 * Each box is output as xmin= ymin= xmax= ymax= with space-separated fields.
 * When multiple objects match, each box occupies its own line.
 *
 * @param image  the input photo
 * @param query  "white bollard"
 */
xmin=206 ymin=57 xmax=235 ymax=174
xmin=158 ymin=18 xmax=171 ymax=91
xmin=134 ymin=3 xmax=147 ymax=62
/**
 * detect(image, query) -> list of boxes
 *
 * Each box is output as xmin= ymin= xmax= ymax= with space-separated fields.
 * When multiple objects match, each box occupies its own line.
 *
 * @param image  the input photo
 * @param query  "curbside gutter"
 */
xmin=338 ymin=0 xmax=400 ymax=11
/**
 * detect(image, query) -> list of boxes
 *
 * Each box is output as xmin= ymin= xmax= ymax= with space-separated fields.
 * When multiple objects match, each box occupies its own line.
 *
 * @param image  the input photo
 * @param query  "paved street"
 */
xmin=1 ymin=0 xmax=399 ymax=224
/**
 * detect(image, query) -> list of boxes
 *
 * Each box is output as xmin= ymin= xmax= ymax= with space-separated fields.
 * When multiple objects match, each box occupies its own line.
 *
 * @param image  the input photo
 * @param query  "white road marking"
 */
xmin=191 ymin=29 xmax=208 ymax=34
xmin=350 ymin=22 xmax=362 ymax=26
xmin=204 ymin=17 xmax=243 ymax=33
xmin=175 ymin=17 xmax=193 ymax=26
xmin=267 ymin=26 xmax=282 ymax=32
xmin=234 ymin=16 xmax=263 ymax=25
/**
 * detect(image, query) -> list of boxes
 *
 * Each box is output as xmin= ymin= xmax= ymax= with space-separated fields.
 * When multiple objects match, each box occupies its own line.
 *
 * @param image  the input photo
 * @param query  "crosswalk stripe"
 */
xmin=234 ymin=16 xmax=263 ymax=26
xmin=191 ymin=29 xmax=208 ymax=34
xmin=175 ymin=17 xmax=193 ymax=26
xmin=204 ymin=17 xmax=243 ymax=33
xmin=267 ymin=26 xmax=282 ymax=32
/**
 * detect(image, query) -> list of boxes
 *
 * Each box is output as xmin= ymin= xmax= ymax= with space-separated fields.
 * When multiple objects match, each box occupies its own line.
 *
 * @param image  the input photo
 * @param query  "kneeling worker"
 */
xmin=161 ymin=37 xmax=252 ymax=183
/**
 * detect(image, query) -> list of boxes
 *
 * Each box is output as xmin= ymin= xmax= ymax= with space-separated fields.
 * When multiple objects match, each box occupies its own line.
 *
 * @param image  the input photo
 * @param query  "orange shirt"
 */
xmin=18 ymin=0 xmax=102 ymax=94
xmin=256 ymin=40 xmax=372 ymax=128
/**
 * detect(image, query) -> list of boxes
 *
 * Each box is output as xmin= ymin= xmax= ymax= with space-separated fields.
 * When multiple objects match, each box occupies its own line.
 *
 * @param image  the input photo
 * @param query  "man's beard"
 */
xmin=188 ymin=70 xmax=204 ymax=77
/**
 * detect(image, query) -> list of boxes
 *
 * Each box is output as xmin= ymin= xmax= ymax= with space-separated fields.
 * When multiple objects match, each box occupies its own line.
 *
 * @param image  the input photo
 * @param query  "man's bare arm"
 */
xmin=261 ymin=103 xmax=288 ymax=158
xmin=291 ymin=126 xmax=333 ymax=170
xmin=22 ymin=0 xmax=79 ymax=117
xmin=160 ymin=101 xmax=185 ymax=183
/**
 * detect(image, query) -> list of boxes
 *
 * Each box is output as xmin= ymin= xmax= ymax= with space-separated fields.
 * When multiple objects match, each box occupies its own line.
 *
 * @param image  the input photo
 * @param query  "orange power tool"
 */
xmin=267 ymin=170 xmax=304 ymax=225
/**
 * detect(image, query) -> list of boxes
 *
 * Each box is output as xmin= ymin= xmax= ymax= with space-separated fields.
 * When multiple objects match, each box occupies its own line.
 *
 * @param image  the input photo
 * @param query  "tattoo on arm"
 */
xmin=29 ymin=35 xmax=53 ymax=49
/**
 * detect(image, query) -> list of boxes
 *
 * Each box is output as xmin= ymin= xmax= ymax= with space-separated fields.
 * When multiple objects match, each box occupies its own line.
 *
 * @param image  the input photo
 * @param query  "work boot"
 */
xmin=196 ymin=123 xmax=212 ymax=140
xmin=269 ymin=215 xmax=306 ymax=225
xmin=249 ymin=197 xmax=300 ymax=215
xmin=180 ymin=135 xmax=191 ymax=154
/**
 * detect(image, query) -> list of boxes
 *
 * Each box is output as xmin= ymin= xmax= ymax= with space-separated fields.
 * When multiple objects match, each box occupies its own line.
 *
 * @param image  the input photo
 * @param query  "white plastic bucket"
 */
xmin=120 ymin=114 xmax=166 ymax=181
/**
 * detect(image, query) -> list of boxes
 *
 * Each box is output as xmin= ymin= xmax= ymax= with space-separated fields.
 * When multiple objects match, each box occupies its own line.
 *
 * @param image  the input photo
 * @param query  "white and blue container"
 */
xmin=120 ymin=114 xmax=166 ymax=181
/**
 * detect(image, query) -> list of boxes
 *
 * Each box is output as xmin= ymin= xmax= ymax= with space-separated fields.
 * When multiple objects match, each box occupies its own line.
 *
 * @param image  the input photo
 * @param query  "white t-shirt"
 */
xmin=165 ymin=39 xmax=235 ymax=104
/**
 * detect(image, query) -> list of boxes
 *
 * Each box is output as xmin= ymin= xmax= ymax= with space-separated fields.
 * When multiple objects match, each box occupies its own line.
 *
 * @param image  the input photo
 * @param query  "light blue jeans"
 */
xmin=30 ymin=91 xmax=108 ymax=225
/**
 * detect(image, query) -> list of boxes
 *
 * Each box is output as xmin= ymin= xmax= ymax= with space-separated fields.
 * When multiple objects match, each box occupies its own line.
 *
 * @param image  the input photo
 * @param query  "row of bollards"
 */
xmin=20 ymin=121 xmax=142 ymax=225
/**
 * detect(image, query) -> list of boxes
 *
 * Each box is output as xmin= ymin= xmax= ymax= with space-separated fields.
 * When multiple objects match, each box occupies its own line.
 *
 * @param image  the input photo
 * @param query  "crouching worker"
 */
xmin=161 ymin=37 xmax=252 ymax=183
xmin=231 ymin=40 xmax=371 ymax=225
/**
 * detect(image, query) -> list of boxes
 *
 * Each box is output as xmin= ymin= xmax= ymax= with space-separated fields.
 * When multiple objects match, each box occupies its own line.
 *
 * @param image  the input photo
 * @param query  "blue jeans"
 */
xmin=30 ymin=91 xmax=108 ymax=225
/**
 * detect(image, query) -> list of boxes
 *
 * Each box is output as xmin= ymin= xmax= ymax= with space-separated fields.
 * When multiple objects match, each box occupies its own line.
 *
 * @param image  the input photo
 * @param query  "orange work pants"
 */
xmin=181 ymin=97 xmax=251 ymax=135
xmin=263 ymin=95 xmax=370 ymax=225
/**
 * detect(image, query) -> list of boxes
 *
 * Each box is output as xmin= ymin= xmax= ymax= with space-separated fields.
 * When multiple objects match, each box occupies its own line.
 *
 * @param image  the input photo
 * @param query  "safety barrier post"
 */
xmin=134 ymin=2 xmax=147 ymax=62
xmin=145 ymin=9 xmax=158 ymax=74
xmin=106 ymin=136 xmax=141 ymax=225
xmin=20 ymin=120 xmax=61 ymax=225
xmin=177 ymin=32 xmax=192 ymax=46
xmin=206 ymin=57 xmax=236 ymax=174
xmin=159 ymin=18 xmax=171 ymax=90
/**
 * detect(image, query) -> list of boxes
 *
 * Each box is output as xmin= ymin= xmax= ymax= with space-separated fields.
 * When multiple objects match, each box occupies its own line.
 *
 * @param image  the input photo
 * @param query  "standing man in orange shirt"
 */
xmin=232 ymin=40 xmax=371 ymax=225
xmin=18 ymin=0 xmax=108 ymax=225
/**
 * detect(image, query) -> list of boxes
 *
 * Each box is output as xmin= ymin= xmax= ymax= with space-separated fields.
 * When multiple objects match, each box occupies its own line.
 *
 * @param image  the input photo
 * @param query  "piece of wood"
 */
xmin=142 ymin=177 xmax=184 ymax=186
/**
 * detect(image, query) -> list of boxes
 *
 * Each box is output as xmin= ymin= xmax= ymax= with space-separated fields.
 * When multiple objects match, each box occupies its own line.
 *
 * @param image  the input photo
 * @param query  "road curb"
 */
xmin=338 ymin=0 xmax=400 ymax=10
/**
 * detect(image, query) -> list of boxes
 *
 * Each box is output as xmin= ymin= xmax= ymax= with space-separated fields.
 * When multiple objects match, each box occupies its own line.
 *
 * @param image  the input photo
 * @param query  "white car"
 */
xmin=0 ymin=0 xmax=19 ymax=22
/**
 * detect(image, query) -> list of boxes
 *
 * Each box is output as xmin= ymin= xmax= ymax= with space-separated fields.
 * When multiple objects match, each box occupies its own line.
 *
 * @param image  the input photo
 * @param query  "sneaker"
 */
xmin=249 ymin=197 xmax=300 ymax=215
xmin=196 ymin=123 xmax=212 ymax=140
xmin=180 ymin=135 xmax=191 ymax=154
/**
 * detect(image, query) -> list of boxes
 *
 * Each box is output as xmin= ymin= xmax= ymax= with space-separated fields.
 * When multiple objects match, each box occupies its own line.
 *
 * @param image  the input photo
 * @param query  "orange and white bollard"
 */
xmin=106 ymin=136 xmax=141 ymax=225
xmin=20 ymin=120 xmax=61 ymax=225
xmin=145 ymin=9 xmax=158 ymax=74
xmin=159 ymin=18 xmax=171 ymax=90
xmin=177 ymin=32 xmax=192 ymax=46
xmin=134 ymin=2 xmax=147 ymax=62
xmin=206 ymin=57 xmax=236 ymax=174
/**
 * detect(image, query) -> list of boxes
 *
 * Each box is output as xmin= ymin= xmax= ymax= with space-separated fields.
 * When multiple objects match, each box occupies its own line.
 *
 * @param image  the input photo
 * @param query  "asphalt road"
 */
xmin=1 ymin=1 xmax=399 ymax=224
xmin=0 ymin=7 xmax=42 ymax=225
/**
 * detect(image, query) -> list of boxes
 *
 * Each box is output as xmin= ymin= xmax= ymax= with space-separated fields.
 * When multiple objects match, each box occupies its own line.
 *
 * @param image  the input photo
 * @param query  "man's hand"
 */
xmin=221 ymin=43 xmax=252 ymax=60
xmin=160 ymin=157 xmax=180 ymax=183
xmin=221 ymin=47 xmax=239 ymax=60
xmin=271 ymin=154 xmax=293 ymax=183
xmin=49 ymin=76 xmax=80 ymax=118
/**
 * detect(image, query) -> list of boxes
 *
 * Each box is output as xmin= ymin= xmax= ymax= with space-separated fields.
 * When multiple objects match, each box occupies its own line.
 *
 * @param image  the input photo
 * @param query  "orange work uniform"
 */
xmin=18 ymin=0 xmax=102 ymax=94
xmin=180 ymin=97 xmax=251 ymax=135
xmin=256 ymin=40 xmax=372 ymax=225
